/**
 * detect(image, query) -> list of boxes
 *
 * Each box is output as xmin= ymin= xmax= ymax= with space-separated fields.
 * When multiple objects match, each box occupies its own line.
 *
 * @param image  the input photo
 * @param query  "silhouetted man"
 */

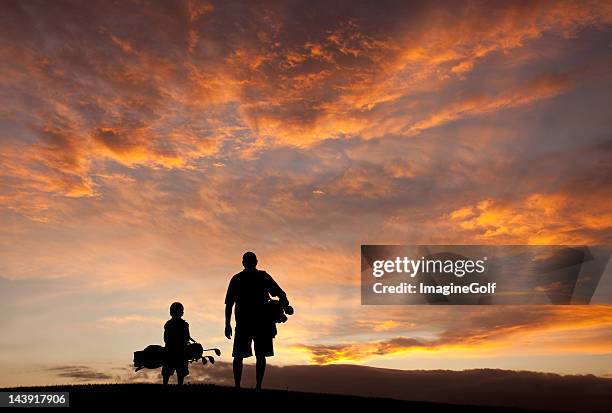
xmin=225 ymin=251 xmax=289 ymax=390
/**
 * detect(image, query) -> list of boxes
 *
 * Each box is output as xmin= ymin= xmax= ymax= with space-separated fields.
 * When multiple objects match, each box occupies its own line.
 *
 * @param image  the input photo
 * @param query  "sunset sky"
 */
xmin=1 ymin=0 xmax=611 ymax=386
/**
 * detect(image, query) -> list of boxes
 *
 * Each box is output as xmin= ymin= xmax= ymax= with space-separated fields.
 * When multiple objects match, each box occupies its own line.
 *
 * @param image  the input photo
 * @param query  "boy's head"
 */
xmin=169 ymin=302 xmax=184 ymax=319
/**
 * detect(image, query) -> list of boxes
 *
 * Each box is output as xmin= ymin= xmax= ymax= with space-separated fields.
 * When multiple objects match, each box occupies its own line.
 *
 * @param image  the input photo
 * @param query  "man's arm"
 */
xmin=224 ymin=303 xmax=233 ymax=339
xmin=267 ymin=273 xmax=289 ymax=306
xmin=224 ymin=277 xmax=236 ymax=339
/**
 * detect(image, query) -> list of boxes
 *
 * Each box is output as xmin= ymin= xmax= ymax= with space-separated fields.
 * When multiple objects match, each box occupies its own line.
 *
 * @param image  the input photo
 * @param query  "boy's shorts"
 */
xmin=162 ymin=355 xmax=189 ymax=377
xmin=232 ymin=325 xmax=273 ymax=358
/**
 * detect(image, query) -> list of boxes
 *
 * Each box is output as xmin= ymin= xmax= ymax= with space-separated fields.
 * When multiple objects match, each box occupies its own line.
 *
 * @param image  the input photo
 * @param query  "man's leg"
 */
xmin=254 ymin=333 xmax=273 ymax=390
xmin=162 ymin=374 xmax=169 ymax=385
xmin=233 ymin=357 xmax=243 ymax=388
xmin=177 ymin=374 xmax=184 ymax=385
xmin=255 ymin=356 xmax=266 ymax=390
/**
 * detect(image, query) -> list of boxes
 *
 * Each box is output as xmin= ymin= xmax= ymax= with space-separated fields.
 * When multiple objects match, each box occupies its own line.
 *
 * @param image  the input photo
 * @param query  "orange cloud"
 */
xmin=99 ymin=314 xmax=165 ymax=326
xmin=0 ymin=0 xmax=610 ymax=206
xmin=449 ymin=192 xmax=612 ymax=244
xmin=298 ymin=306 xmax=612 ymax=364
xmin=92 ymin=127 xmax=219 ymax=168
xmin=403 ymin=73 xmax=570 ymax=136
xmin=325 ymin=167 xmax=393 ymax=198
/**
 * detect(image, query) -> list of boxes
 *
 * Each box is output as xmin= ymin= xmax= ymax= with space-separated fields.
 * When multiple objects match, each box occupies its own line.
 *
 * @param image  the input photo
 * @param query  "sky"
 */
xmin=0 ymin=0 xmax=611 ymax=386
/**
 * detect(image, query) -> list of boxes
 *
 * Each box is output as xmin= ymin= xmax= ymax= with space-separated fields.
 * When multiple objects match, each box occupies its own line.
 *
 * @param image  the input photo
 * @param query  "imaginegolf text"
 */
xmin=373 ymin=282 xmax=497 ymax=296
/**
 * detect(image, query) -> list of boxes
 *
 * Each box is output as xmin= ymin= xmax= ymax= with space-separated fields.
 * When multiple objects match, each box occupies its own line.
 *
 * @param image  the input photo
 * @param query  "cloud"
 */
xmin=403 ymin=73 xmax=571 ymax=136
xmin=99 ymin=315 xmax=165 ymax=326
xmin=295 ymin=306 xmax=612 ymax=363
xmin=0 ymin=0 xmax=611 ymax=381
xmin=1 ymin=0 xmax=610 ymax=201
xmin=46 ymin=366 xmax=112 ymax=382
xmin=449 ymin=191 xmax=612 ymax=244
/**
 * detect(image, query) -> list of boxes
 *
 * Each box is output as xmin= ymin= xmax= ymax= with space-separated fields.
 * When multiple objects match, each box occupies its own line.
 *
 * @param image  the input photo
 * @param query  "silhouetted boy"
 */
xmin=162 ymin=302 xmax=193 ymax=385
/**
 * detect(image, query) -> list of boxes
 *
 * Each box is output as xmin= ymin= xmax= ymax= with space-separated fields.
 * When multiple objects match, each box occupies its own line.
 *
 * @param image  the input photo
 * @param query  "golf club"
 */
xmin=203 ymin=348 xmax=221 ymax=356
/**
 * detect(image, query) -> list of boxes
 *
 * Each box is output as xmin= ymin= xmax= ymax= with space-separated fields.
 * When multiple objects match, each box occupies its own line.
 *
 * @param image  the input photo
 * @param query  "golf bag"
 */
xmin=265 ymin=299 xmax=294 ymax=338
xmin=133 ymin=342 xmax=220 ymax=372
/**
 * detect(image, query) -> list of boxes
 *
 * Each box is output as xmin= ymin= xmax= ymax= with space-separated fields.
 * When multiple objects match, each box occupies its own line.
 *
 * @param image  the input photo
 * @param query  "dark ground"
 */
xmin=0 ymin=384 xmax=566 ymax=411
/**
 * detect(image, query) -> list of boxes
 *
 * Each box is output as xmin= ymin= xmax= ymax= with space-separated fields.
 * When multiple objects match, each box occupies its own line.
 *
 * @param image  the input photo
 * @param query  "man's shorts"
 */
xmin=233 ymin=325 xmax=273 ymax=358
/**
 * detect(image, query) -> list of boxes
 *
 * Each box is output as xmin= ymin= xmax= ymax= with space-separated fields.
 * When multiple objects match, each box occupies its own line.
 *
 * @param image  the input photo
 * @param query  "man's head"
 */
xmin=170 ymin=302 xmax=184 ymax=319
xmin=242 ymin=251 xmax=258 ymax=269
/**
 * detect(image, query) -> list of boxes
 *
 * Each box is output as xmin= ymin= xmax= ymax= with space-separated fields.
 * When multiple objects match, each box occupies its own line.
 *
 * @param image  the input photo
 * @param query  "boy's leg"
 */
xmin=255 ymin=356 xmax=266 ymax=390
xmin=232 ymin=357 xmax=243 ymax=388
xmin=161 ymin=365 xmax=171 ymax=385
xmin=177 ymin=361 xmax=188 ymax=386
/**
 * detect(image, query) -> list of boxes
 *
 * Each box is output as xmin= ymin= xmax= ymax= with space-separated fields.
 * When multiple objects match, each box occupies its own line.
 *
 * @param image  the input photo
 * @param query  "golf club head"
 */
xmin=201 ymin=357 xmax=208 ymax=365
xmin=206 ymin=356 xmax=215 ymax=364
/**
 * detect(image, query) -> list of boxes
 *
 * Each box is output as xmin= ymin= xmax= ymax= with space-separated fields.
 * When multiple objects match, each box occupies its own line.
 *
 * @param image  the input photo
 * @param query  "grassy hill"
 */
xmin=0 ymin=383 xmax=562 ymax=411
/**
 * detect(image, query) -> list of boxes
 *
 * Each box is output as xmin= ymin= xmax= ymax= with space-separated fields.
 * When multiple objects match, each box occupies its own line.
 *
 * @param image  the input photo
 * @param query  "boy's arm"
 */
xmin=186 ymin=324 xmax=196 ymax=343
